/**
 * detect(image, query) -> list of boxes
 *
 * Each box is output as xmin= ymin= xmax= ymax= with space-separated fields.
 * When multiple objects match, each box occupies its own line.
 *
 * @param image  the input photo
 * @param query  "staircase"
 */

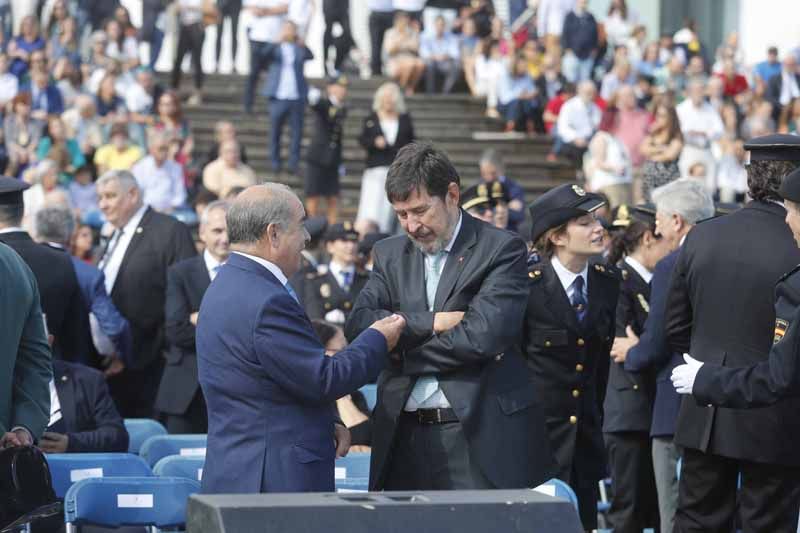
xmin=175 ymin=74 xmax=576 ymax=219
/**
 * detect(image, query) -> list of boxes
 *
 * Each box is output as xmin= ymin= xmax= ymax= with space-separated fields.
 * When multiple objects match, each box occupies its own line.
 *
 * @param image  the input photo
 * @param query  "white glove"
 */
xmin=324 ymin=309 xmax=346 ymax=325
xmin=671 ymin=353 xmax=704 ymax=394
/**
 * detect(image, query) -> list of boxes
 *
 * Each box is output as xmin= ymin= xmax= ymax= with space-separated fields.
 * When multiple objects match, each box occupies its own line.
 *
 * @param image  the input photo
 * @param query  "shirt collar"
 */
xmin=329 ymin=260 xmax=354 ymax=278
xmin=120 ymin=204 xmax=148 ymax=234
xmin=0 ymin=226 xmax=25 ymax=234
xmin=204 ymin=249 xmax=224 ymax=275
xmin=624 ymin=255 xmax=653 ymax=284
xmin=232 ymin=251 xmax=288 ymax=286
xmin=551 ymin=255 xmax=588 ymax=293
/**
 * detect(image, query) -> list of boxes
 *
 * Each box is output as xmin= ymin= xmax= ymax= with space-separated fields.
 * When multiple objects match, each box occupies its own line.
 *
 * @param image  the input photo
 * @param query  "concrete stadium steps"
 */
xmin=167 ymin=74 xmax=577 ymax=217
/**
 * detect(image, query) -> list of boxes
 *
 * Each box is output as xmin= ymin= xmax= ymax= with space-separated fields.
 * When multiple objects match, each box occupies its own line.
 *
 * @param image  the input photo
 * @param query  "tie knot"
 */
xmin=573 ymin=275 xmax=584 ymax=292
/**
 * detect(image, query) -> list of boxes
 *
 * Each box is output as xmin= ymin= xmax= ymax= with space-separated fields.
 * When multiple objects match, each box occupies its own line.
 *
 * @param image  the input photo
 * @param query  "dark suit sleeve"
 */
xmin=165 ymin=265 xmax=196 ymax=351
xmin=507 ymin=182 xmax=525 ymax=229
xmin=615 ymin=283 xmax=634 ymax=337
xmin=255 ymin=291 xmax=389 ymax=405
xmin=345 ymin=248 xmax=435 ymax=353
xmin=67 ymin=369 xmax=129 ymax=452
xmin=625 ymin=257 xmax=673 ymax=373
xmin=402 ymin=237 xmax=529 ymax=374
xmin=91 ymin=271 xmax=132 ymax=364
xmin=665 ymin=242 xmax=693 ymax=356
xmin=14 ymin=283 xmax=53 ymax=440
xmin=692 ymin=301 xmax=800 ymax=408
xmin=171 ymin=222 xmax=198 ymax=265
xmin=59 ymin=273 xmax=92 ymax=364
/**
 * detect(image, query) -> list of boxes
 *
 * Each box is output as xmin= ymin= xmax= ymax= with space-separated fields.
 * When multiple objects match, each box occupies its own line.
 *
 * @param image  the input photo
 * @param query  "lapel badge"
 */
xmin=320 ymin=283 xmax=331 ymax=298
xmin=572 ymin=185 xmax=586 ymax=196
xmin=61 ymin=375 xmax=68 ymax=382
xmin=637 ymin=293 xmax=650 ymax=313
xmin=774 ymin=318 xmax=789 ymax=344
xmin=136 ymin=227 xmax=143 ymax=234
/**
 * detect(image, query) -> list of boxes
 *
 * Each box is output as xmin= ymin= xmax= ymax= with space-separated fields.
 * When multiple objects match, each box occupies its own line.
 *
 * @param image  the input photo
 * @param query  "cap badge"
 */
xmin=320 ymin=283 xmax=331 ymax=298
xmin=572 ymin=185 xmax=586 ymax=196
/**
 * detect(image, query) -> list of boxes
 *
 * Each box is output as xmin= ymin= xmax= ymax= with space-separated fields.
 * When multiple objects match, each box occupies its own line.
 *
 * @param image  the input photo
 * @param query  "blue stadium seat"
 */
xmin=153 ymin=455 xmax=205 ymax=482
xmin=533 ymin=478 xmax=580 ymax=511
xmin=63 ymin=476 xmax=200 ymax=532
xmin=139 ymin=434 xmax=207 ymax=467
xmin=124 ymin=418 xmax=167 ymax=454
xmin=46 ymin=453 xmax=153 ymax=499
xmin=359 ymin=384 xmax=377 ymax=412
xmin=335 ymin=452 xmax=371 ymax=492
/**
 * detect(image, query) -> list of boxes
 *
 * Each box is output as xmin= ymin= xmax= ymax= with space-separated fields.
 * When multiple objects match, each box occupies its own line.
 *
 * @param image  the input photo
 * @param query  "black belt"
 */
xmin=402 ymin=408 xmax=459 ymax=425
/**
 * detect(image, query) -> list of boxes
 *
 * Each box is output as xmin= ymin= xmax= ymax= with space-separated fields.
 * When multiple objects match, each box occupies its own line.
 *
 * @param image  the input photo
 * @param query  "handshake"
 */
xmin=368 ymin=311 xmax=465 ymax=352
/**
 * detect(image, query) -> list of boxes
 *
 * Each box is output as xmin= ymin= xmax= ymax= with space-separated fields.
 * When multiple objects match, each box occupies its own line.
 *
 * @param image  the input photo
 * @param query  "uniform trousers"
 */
xmin=605 ymin=431 xmax=660 ymax=533
xmin=383 ymin=415 xmax=493 ymax=490
xmin=675 ymin=446 xmax=800 ymax=533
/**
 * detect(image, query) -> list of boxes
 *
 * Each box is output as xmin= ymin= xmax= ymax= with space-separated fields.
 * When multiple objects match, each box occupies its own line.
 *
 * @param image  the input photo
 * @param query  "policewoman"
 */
xmin=523 ymin=183 xmax=620 ymax=531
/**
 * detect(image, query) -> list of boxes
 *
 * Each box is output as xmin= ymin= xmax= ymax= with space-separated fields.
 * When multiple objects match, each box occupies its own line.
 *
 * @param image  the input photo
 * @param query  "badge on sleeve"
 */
xmin=774 ymin=318 xmax=789 ymax=344
xmin=637 ymin=293 xmax=650 ymax=314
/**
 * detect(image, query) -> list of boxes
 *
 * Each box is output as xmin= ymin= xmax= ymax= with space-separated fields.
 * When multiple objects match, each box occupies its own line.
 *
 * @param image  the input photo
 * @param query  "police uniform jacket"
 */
xmin=603 ymin=264 xmax=656 ymax=433
xmin=306 ymin=96 xmax=347 ymax=169
xmin=666 ymin=201 xmax=800 ymax=466
xmin=693 ymin=265 xmax=800 ymax=408
xmin=523 ymin=259 xmax=619 ymax=481
xmin=301 ymin=267 xmax=370 ymax=322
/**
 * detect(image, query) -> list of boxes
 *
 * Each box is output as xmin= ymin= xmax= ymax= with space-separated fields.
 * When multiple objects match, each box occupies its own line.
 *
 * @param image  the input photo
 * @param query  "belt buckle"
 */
xmin=435 ymin=408 xmax=442 ymax=424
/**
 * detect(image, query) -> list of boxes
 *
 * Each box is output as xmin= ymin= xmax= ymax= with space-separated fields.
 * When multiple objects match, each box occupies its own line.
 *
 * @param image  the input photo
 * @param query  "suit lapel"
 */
xmin=113 ymin=207 xmax=153 ymax=293
xmin=192 ymin=255 xmax=211 ymax=294
xmin=401 ymin=240 xmax=428 ymax=312
xmin=55 ymin=367 xmax=77 ymax=432
xmin=585 ymin=266 xmax=611 ymax=332
xmin=434 ymin=213 xmax=477 ymax=310
xmin=542 ymin=261 xmax=581 ymax=333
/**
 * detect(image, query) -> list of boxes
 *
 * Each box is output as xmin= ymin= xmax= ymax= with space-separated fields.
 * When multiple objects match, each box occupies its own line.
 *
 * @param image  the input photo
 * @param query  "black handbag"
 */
xmin=0 ymin=446 xmax=58 ymax=530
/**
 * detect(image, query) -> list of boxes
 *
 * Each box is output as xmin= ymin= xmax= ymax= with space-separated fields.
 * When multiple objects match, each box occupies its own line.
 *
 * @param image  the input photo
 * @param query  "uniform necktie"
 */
xmin=571 ymin=276 xmax=587 ymax=323
xmin=285 ymin=283 xmax=300 ymax=304
xmin=411 ymin=251 xmax=448 ymax=405
xmin=98 ymin=229 xmax=124 ymax=271
xmin=342 ymin=270 xmax=353 ymax=292
xmin=210 ymin=264 xmax=221 ymax=281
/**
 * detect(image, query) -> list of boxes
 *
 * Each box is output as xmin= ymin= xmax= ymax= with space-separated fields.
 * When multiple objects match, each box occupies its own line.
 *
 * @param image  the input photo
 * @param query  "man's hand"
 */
xmin=190 ymin=312 xmax=199 ymax=326
xmin=369 ymin=314 xmax=406 ymax=351
xmin=0 ymin=428 xmax=32 ymax=449
xmin=104 ymin=357 xmax=125 ymax=378
xmin=334 ymin=423 xmax=351 ymax=458
xmin=39 ymin=432 xmax=69 ymax=453
xmin=611 ymin=325 xmax=639 ymax=363
xmin=433 ymin=311 xmax=465 ymax=334
xmin=671 ymin=353 xmax=704 ymax=395
xmin=374 ymin=136 xmax=387 ymax=149
xmin=349 ymin=445 xmax=371 ymax=453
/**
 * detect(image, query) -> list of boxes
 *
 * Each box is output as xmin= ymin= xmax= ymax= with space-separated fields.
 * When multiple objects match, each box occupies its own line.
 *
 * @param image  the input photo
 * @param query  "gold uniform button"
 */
xmin=529 ymin=271 xmax=535 ymax=278
xmin=544 ymin=340 xmax=552 ymax=347
xmin=344 ymin=301 xmax=352 ymax=310
xmin=324 ymin=303 xmax=332 ymax=310
xmin=576 ymin=364 xmax=584 ymax=372
xmin=569 ymin=415 xmax=578 ymax=424
xmin=572 ymin=389 xmax=580 ymax=398
xmin=494 ymin=353 xmax=504 ymax=361
xmin=577 ymin=338 xmax=585 ymax=346
xmin=633 ymin=384 xmax=639 ymax=391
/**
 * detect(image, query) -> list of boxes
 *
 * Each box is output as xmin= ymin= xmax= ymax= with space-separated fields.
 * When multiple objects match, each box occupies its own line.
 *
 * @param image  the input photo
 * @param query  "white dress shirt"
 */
xmin=178 ymin=0 xmax=203 ymax=25
xmin=405 ymin=212 xmax=463 ymax=411
xmin=204 ymin=249 xmax=224 ymax=281
xmin=556 ymin=96 xmax=601 ymax=144
xmin=102 ymin=204 xmax=148 ymax=294
xmin=551 ymin=255 xmax=588 ymax=302
xmin=368 ymin=0 xmax=393 ymax=12
xmin=780 ymin=70 xmax=800 ymax=106
xmin=328 ymin=260 xmax=355 ymax=290
xmin=275 ymin=43 xmax=299 ymax=100
xmin=420 ymin=32 xmax=460 ymax=61
xmin=232 ymin=251 xmax=290 ymax=288
xmin=244 ymin=0 xmax=287 ymax=43
xmin=624 ymin=255 xmax=653 ymax=284
xmin=676 ymin=99 xmax=724 ymax=148
xmin=393 ymin=0 xmax=426 ymax=11
xmin=131 ymin=156 xmax=187 ymax=211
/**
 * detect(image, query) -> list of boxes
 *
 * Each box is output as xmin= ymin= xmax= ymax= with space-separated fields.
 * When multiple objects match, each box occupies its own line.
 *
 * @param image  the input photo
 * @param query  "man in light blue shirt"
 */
xmin=420 ymin=15 xmax=461 ymax=94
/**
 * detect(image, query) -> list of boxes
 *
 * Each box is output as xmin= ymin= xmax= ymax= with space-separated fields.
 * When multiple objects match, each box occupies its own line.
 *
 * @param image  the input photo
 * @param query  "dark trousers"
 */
xmin=245 ymin=39 xmax=275 ymax=111
xmin=675 ymin=447 xmax=800 ymax=533
xmin=165 ymin=390 xmax=208 ymax=434
xmin=323 ymin=5 xmax=354 ymax=75
xmin=107 ymin=357 xmax=164 ymax=419
xmin=215 ymin=2 xmax=241 ymax=66
xmin=368 ymin=10 xmax=394 ymax=76
xmin=268 ymin=98 xmax=305 ymax=174
xmin=172 ymin=22 xmax=205 ymax=90
xmin=605 ymin=431 xmax=660 ymax=533
xmin=425 ymin=58 xmax=460 ymax=94
xmin=500 ymin=99 xmax=544 ymax=131
xmin=556 ymin=138 xmax=588 ymax=167
xmin=384 ymin=414 xmax=493 ymax=490
xmin=565 ymin=463 xmax=600 ymax=531
xmin=149 ymin=28 xmax=165 ymax=69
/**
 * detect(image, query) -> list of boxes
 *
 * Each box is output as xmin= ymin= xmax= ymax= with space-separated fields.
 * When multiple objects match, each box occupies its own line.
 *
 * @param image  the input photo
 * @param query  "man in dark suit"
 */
xmin=0 ymin=178 xmax=90 ymax=363
xmin=196 ymin=183 xmax=405 ymax=494
xmin=96 ymin=170 xmax=196 ymax=418
xmin=264 ymin=20 xmax=313 ymax=176
xmin=34 ymin=207 xmax=132 ymax=368
xmin=666 ymin=135 xmax=800 ymax=533
xmin=298 ymin=222 xmax=369 ymax=325
xmin=38 ymin=360 xmax=128 ymax=454
xmin=26 ymin=69 xmax=65 ymax=118
xmin=0 ymin=239 xmax=51 ymax=450
xmin=611 ymin=179 xmax=715 ymax=533
xmin=155 ymin=200 xmax=230 ymax=434
xmin=345 ymin=142 xmax=556 ymax=491
xmin=766 ymin=55 xmax=800 ymax=122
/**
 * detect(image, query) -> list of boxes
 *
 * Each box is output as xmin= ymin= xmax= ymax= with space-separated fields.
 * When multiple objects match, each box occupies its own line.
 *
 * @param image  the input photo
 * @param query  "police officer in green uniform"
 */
xmin=301 ymin=222 xmax=369 ymax=325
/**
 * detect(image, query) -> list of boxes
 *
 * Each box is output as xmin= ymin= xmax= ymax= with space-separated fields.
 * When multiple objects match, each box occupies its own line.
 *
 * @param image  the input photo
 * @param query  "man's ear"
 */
xmin=448 ymin=182 xmax=460 ymax=207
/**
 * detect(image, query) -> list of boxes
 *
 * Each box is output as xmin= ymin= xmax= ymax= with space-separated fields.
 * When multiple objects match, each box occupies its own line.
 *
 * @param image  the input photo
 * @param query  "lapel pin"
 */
xmin=136 ymin=227 xmax=143 ymax=234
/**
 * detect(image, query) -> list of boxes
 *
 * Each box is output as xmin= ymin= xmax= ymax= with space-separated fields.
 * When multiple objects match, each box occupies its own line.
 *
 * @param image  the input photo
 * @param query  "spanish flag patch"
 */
xmin=774 ymin=318 xmax=789 ymax=344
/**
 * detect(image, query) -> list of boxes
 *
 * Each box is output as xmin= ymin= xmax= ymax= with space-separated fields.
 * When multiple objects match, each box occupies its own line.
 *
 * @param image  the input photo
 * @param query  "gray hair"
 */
xmin=200 ymin=200 xmax=229 ymax=226
xmin=34 ymin=159 xmax=58 ymax=184
xmin=372 ymin=82 xmax=407 ymax=114
xmin=226 ymin=183 xmax=297 ymax=244
xmin=36 ymin=207 xmax=75 ymax=246
xmin=96 ymin=169 xmax=140 ymax=193
xmin=651 ymin=178 xmax=715 ymax=224
xmin=479 ymin=148 xmax=505 ymax=174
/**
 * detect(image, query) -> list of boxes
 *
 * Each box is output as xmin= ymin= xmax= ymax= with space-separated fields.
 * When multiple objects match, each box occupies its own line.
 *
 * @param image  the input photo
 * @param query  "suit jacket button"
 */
xmin=577 ymin=338 xmax=585 ymax=346
xmin=633 ymin=384 xmax=639 ymax=390
xmin=494 ymin=353 xmax=504 ymax=361
xmin=575 ymin=363 xmax=584 ymax=372
xmin=544 ymin=340 xmax=552 ymax=347
xmin=572 ymin=389 xmax=580 ymax=398
xmin=569 ymin=415 xmax=578 ymax=424
xmin=324 ymin=303 xmax=332 ymax=310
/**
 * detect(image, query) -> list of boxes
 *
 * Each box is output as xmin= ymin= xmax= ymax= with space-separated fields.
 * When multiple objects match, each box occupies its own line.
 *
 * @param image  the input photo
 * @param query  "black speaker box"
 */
xmin=187 ymin=490 xmax=583 ymax=533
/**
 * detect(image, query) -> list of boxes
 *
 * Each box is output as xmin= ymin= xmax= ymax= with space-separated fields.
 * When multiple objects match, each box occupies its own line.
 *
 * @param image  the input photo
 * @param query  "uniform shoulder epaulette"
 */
xmin=779 ymin=263 xmax=800 ymax=283
xmin=620 ymin=268 xmax=629 ymax=281
xmin=593 ymin=262 xmax=621 ymax=280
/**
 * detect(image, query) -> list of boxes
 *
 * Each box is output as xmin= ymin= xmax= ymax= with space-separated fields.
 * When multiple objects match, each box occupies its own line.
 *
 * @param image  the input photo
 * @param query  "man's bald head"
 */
xmin=227 ymin=183 xmax=303 ymax=245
